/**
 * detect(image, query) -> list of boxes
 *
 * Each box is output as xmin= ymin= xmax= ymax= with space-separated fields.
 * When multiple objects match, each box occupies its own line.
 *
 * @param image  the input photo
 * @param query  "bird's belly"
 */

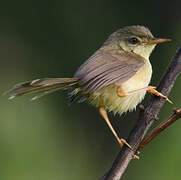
xmin=88 ymin=61 xmax=152 ymax=115
xmin=88 ymin=85 xmax=146 ymax=115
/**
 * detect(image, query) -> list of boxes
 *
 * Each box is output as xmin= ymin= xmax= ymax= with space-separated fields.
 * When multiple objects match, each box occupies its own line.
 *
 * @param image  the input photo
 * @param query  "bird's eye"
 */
xmin=128 ymin=37 xmax=139 ymax=45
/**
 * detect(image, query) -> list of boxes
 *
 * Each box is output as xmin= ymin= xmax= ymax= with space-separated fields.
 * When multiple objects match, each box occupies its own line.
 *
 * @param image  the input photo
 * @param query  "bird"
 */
xmin=5 ymin=25 xmax=171 ymax=149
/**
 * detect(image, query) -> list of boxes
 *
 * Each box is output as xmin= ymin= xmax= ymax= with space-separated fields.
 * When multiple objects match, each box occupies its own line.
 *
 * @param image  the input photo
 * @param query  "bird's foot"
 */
xmin=119 ymin=138 xmax=132 ymax=150
xmin=147 ymin=86 xmax=173 ymax=104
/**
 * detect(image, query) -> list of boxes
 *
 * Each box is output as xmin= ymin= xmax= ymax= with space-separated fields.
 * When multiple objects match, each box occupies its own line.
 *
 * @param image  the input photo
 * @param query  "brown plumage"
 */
xmin=5 ymin=25 xmax=171 ymax=148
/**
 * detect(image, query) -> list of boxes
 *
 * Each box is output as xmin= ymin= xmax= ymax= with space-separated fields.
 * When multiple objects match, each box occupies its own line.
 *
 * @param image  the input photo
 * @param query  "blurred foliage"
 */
xmin=1 ymin=0 xmax=181 ymax=179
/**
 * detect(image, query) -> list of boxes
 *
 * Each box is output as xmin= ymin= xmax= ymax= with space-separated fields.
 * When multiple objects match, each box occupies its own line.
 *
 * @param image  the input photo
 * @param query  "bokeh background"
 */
xmin=1 ymin=1 xmax=181 ymax=180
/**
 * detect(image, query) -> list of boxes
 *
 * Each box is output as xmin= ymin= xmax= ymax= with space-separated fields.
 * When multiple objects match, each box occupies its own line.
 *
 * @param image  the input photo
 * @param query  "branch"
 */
xmin=101 ymin=46 xmax=181 ymax=180
xmin=138 ymin=108 xmax=181 ymax=151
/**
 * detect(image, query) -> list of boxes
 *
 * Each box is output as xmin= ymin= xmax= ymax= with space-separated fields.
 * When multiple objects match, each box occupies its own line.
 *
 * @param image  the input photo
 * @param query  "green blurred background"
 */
xmin=1 ymin=1 xmax=181 ymax=179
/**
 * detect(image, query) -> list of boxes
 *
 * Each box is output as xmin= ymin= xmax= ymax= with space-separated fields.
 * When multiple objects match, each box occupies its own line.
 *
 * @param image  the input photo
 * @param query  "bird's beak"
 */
xmin=147 ymin=38 xmax=171 ymax=45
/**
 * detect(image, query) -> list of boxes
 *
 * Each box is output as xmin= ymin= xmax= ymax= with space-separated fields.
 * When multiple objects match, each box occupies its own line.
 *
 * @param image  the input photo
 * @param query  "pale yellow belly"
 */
xmin=88 ymin=61 xmax=152 ymax=115
xmin=88 ymin=85 xmax=146 ymax=115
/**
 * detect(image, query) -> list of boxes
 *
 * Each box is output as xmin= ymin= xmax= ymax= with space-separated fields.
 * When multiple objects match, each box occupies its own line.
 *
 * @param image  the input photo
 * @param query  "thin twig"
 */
xmin=138 ymin=108 xmax=181 ymax=151
xmin=101 ymin=47 xmax=181 ymax=180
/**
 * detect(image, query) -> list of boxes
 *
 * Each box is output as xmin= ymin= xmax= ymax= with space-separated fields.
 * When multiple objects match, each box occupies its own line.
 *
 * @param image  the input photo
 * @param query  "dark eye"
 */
xmin=128 ymin=37 xmax=139 ymax=44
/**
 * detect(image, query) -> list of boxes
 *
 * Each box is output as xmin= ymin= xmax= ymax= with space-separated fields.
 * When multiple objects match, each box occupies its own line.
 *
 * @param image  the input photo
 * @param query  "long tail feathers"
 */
xmin=5 ymin=78 xmax=79 ymax=100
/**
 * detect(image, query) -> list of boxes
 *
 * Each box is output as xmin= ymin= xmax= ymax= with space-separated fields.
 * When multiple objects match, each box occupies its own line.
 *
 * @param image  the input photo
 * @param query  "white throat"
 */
xmin=133 ymin=44 xmax=156 ymax=60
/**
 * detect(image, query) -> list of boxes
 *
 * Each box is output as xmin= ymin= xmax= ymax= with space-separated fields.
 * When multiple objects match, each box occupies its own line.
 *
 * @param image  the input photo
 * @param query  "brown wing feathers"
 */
xmin=74 ymin=52 xmax=144 ymax=93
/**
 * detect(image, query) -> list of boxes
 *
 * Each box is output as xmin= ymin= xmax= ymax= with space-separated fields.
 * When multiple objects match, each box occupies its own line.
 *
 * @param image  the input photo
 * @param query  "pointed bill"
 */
xmin=147 ymin=38 xmax=171 ymax=45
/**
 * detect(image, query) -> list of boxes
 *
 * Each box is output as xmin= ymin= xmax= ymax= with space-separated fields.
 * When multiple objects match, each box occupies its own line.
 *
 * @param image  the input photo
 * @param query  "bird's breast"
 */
xmin=122 ymin=60 xmax=152 ymax=93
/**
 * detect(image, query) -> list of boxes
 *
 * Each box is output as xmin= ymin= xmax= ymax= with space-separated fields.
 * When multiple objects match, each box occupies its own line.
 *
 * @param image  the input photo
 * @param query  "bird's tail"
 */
xmin=5 ymin=78 xmax=79 ymax=100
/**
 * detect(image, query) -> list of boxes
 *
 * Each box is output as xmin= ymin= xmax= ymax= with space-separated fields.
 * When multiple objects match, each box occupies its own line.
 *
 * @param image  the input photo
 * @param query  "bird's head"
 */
xmin=105 ymin=25 xmax=171 ymax=59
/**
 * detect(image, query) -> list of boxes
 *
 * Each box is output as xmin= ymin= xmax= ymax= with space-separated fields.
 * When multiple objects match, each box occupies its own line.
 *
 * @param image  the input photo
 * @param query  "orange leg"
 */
xmin=99 ymin=106 xmax=132 ymax=149
xmin=117 ymin=86 xmax=173 ymax=104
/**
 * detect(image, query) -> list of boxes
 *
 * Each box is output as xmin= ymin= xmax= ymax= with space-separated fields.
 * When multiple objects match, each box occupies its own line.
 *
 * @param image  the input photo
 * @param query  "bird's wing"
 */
xmin=74 ymin=49 xmax=145 ymax=93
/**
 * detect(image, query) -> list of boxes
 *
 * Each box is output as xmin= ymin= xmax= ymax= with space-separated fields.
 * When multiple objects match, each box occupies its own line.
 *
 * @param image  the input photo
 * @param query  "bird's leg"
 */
xmin=117 ymin=86 xmax=172 ymax=104
xmin=99 ymin=106 xmax=132 ymax=149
